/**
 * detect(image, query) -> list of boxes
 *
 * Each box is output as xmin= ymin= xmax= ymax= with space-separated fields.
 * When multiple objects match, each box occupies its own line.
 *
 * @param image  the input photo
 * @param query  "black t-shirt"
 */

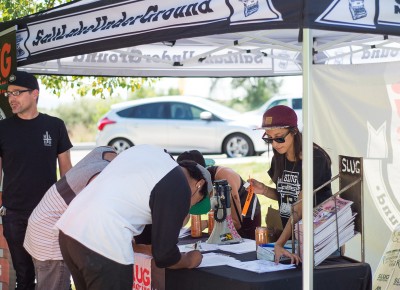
xmin=0 ymin=113 xmax=73 ymax=211
xmin=268 ymin=145 xmax=332 ymax=228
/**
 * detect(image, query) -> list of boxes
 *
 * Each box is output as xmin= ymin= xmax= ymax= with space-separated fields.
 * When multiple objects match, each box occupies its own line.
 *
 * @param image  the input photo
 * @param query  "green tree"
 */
xmin=1 ymin=0 xmax=59 ymax=21
xmin=208 ymin=77 xmax=281 ymax=112
xmin=0 ymin=0 xmax=152 ymax=99
xmin=44 ymin=80 xmax=169 ymax=142
xmin=44 ymin=96 xmax=125 ymax=142
xmin=230 ymin=77 xmax=282 ymax=111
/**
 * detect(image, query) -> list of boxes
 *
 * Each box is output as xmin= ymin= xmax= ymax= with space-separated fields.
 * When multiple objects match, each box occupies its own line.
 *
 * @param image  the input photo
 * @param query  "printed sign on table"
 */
xmin=133 ymin=253 xmax=165 ymax=290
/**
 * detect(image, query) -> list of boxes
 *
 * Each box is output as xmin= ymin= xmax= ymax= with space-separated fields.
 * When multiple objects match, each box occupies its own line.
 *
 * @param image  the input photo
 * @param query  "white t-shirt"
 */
xmin=56 ymin=144 xmax=191 ymax=267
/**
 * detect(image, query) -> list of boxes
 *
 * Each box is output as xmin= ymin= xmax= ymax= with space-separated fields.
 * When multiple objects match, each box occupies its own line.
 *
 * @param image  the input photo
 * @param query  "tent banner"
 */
xmin=312 ymin=61 xmax=400 ymax=232
xmin=9 ymin=0 xmax=298 ymax=66
xmin=320 ymin=43 xmax=400 ymax=66
xmin=312 ymin=60 xmax=400 ymax=270
xmin=1 ymin=0 xmax=399 ymax=67
xmin=306 ymin=0 xmax=400 ymax=35
xmin=22 ymin=45 xmax=303 ymax=77
xmin=0 ymin=26 xmax=17 ymax=119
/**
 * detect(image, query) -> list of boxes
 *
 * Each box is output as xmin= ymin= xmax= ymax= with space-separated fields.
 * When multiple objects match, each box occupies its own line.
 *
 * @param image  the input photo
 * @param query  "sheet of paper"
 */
xmin=197 ymin=253 xmax=239 ymax=268
xmin=179 ymin=239 xmax=256 ymax=254
xmin=179 ymin=242 xmax=219 ymax=253
xmin=227 ymin=260 xmax=296 ymax=273
xmin=217 ymin=239 xmax=256 ymax=254
xmin=179 ymin=227 xmax=191 ymax=238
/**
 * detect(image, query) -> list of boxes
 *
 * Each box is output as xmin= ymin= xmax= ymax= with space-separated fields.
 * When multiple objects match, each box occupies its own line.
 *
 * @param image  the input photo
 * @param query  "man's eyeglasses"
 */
xmin=4 ymin=90 xmax=33 ymax=97
xmin=262 ymin=131 xmax=291 ymax=144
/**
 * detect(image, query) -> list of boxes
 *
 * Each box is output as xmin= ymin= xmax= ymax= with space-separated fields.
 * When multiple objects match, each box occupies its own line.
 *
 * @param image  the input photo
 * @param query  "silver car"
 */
xmin=95 ymin=96 xmax=268 ymax=157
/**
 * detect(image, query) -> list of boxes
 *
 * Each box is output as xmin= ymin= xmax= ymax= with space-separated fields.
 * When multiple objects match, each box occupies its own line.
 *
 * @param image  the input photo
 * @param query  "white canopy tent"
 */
xmin=1 ymin=0 xmax=399 ymax=77
xmin=2 ymin=0 xmax=400 ymax=288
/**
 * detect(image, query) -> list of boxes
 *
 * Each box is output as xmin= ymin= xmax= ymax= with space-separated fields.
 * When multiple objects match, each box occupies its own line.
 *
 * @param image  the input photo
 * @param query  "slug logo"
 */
xmin=365 ymin=81 xmax=400 ymax=230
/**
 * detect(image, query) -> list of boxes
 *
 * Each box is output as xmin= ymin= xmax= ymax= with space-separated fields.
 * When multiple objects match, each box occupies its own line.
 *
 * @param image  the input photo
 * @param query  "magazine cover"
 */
xmin=294 ymin=196 xmax=356 ymax=266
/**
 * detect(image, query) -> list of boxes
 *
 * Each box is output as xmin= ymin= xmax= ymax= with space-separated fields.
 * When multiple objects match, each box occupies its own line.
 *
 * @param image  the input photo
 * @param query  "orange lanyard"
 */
xmin=242 ymin=179 xmax=254 ymax=216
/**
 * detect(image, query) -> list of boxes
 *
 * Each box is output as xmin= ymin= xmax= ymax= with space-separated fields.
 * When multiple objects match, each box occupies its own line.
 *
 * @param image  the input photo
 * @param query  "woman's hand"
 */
xmin=247 ymin=178 xmax=265 ymax=195
xmin=274 ymin=244 xmax=301 ymax=265
xmin=248 ymin=178 xmax=277 ymax=200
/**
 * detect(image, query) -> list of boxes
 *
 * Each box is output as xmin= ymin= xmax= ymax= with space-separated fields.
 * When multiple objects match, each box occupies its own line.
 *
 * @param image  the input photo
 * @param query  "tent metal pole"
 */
xmin=302 ymin=28 xmax=314 ymax=290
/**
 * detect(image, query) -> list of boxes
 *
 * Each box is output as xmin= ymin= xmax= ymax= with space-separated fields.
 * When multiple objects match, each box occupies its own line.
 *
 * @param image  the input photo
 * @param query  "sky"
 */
xmin=38 ymin=75 xmax=303 ymax=109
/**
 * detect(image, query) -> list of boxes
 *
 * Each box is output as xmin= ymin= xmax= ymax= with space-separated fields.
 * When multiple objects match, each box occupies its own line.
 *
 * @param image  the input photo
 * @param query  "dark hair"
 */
xmin=177 ymin=150 xmax=206 ymax=167
xmin=271 ymin=127 xmax=301 ymax=182
xmin=271 ymin=127 xmax=332 ymax=182
xmin=178 ymin=160 xmax=208 ymax=197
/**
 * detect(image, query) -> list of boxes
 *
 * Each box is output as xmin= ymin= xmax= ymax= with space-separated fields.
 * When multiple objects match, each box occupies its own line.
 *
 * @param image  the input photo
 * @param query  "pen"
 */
xmin=224 ymin=241 xmax=241 ymax=245
xmin=261 ymin=244 xmax=275 ymax=248
xmin=261 ymin=243 xmax=291 ymax=250
xmin=194 ymin=241 xmax=201 ymax=250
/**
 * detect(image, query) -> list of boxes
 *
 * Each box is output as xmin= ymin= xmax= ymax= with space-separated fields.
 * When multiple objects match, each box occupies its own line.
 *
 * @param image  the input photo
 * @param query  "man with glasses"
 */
xmin=250 ymin=105 xmax=332 ymax=265
xmin=0 ymin=71 xmax=73 ymax=290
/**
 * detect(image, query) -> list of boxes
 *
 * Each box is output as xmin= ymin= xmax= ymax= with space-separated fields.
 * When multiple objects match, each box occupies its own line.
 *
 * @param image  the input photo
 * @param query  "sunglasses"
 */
xmin=262 ymin=131 xmax=291 ymax=144
xmin=4 ymin=90 xmax=33 ymax=97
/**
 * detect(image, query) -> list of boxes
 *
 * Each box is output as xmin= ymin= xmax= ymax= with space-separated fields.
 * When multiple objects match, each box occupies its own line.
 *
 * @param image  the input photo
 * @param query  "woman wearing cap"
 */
xmin=250 ymin=105 xmax=332 ymax=265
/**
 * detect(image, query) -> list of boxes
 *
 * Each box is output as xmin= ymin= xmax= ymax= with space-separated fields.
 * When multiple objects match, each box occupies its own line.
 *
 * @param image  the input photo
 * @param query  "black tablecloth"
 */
xmin=166 ymin=236 xmax=372 ymax=290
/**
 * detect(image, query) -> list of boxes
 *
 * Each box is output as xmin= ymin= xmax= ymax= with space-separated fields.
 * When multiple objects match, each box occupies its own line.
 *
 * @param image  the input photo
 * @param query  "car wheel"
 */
xmin=222 ymin=133 xmax=254 ymax=158
xmin=108 ymin=138 xmax=133 ymax=153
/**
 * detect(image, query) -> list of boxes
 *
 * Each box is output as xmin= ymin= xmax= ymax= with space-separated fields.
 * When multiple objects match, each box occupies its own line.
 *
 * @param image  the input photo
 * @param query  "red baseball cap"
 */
xmin=256 ymin=105 xmax=297 ymax=129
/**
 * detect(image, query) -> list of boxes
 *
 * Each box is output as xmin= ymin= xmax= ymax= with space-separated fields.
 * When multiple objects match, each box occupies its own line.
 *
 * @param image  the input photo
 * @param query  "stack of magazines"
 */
xmin=295 ymin=196 xmax=357 ymax=266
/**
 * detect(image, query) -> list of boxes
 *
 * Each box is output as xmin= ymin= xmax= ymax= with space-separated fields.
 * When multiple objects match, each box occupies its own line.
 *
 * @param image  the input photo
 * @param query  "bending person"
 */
xmin=177 ymin=150 xmax=261 ymax=240
xmin=55 ymin=144 xmax=213 ymax=290
xmin=23 ymin=146 xmax=117 ymax=290
xmin=250 ymin=105 xmax=332 ymax=265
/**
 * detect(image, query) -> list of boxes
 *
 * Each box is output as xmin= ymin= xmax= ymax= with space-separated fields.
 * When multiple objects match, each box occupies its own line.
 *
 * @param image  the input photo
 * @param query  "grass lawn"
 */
xmin=215 ymin=160 xmax=278 ymax=227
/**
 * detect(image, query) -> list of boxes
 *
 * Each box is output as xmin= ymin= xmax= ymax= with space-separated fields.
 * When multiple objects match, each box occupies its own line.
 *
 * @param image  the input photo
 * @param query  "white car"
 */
xmin=244 ymin=94 xmax=303 ymax=131
xmin=95 ymin=96 xmax=268 ymax=157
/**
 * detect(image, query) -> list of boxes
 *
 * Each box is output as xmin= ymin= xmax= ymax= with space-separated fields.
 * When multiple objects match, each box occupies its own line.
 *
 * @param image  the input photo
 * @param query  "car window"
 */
xmin=170 ymin=102 xmax=221 ymax=121
xmin=171 ymin=103 xmax=193 ymax=120
xmin=190 ymin=104 xmax=221 ymax=121
xmin=117 ymin=103 xmax=167 ymax=119
xmin=292 ymin=98 xmax=302 ymax=110
xmin=190 ymin=105 xmax=205 ymax=120
xmin=267 ymin=99 xmax=288 ymax=109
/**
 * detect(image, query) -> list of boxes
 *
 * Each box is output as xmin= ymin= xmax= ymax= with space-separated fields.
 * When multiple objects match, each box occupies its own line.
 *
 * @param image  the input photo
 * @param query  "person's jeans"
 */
xmin=2 ymin=210 xmax=35 ymax=290
xmin=32 ymin=258 xmax=71 ymax=290
xmin=59 ymin=231 xmax=133 ymax=290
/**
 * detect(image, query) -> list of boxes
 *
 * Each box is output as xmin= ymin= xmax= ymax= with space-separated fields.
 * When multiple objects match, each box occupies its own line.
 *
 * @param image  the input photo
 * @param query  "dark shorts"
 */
xmin=237 ymin=212 xmax=262 ymax=240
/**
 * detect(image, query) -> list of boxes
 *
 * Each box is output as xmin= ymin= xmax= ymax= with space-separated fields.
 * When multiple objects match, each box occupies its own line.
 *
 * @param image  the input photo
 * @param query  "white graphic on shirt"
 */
xmin=43 ymin=131 xmax=52 ymax=147
xmin=277 ymin=169 xmax=301 ymax=219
